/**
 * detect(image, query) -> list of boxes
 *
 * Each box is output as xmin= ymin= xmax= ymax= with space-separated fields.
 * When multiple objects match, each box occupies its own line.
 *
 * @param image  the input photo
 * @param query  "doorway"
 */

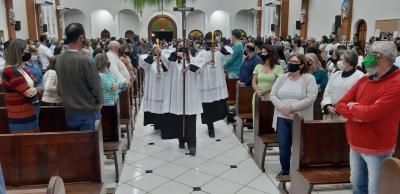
xmin=154 ymin=31 xmax=174 ymax=42
xmin=356 ymin=20 xmax=367 ymax=49
xmin=148 ymin=15 xmax=177 ymax=41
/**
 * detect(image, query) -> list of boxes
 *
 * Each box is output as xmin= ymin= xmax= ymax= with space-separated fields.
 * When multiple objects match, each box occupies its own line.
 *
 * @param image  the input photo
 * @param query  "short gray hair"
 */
xmin=370 ymin=41 xmax=397 ymax=63
xmin=342 ymin=50 xmax=359 ymax=67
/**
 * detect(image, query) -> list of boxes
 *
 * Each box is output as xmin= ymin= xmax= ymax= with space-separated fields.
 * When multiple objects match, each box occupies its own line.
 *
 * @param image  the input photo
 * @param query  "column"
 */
xmin=256 ymin=0 xmax=262 ymax=37
xmin=279 ymin=0 xmax=289 ymax=38
xmin=5 ymin=0 xmax=15 ymax=39
xmin=300 ymin=0 xmax=309 ymax=39
xmin=341 ymin=0 xmax=353 ymax=41
xmin=25 ymin=0 xmax=39 ymax=40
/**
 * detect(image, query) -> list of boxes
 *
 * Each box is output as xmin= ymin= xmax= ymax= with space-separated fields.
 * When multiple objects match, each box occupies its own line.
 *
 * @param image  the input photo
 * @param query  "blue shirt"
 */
xmin=24 ymin=61 xmax=43 ymax=89
xmin=239 ymin=54 xmax=262 ymax=86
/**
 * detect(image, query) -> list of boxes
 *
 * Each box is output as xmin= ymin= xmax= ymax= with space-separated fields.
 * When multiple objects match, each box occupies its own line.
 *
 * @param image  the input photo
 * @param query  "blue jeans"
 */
xmin=0 ymin=164 xmax=5 ymax=194
xmin=65 ymin=111 xmax=101 ymax=131
xmin=350 ymin=148 xmax=394 ymax=194
xmin=276 ymin=117 xmax=293 ymax=172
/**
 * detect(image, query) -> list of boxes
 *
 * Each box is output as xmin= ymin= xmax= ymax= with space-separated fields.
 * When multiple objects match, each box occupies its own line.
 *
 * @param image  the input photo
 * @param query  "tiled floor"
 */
xmin=114 ymin=106 xmax=353 ymax=194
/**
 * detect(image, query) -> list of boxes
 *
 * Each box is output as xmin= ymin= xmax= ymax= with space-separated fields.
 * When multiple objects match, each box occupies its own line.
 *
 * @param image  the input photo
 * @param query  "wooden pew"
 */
xmin=226 ymin=78 xmax=238 ymax=106
xmin=0 ymin=107 xmax=8 ymax=134
xmin=119 ymin=89 xmax=133 ymax=150
xmin=1 ymin=105 xmax=122 ymax=183
xmin=235 ymin=82 xmax=254 ymax=143
xmin=378 ymin=157 xmax=400 ymax=194
xmin=132 ymin=79 xmax=139 ymax=118
xmin=313 ymin=91 xmax=324 ymax=120
xmin=288 ymin=114 xmax=349 ymax=194
xmin=7 ymin=176 xmax=66 ymax=194
xmin=252 ymin=94 xmax=277 ymax=172
xmin=1 ymin=121 xmax=105 ymax=194
xmin=0 ymin=93 xmax=4 ymax=107
xmin=101 ymin=100 xmax=123 ymax=182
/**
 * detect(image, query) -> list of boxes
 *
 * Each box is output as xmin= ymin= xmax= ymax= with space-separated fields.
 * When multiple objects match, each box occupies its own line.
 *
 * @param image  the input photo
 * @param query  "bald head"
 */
xmin=108 ymin=41 xmax=121 ymax=53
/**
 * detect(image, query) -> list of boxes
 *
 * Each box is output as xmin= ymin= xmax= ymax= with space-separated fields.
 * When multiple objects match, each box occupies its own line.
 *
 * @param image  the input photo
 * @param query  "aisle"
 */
xmin=115 ymin=105 xmax=352 ymax=194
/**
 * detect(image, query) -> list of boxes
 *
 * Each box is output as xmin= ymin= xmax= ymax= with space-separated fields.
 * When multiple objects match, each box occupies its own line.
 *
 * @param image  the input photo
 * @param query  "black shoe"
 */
xmin=276 ymin=171 xmax=290 ymax=181
xmin=189 ymin=148 xmax=196 ymax=156
xmin=208 ymin=129 xmax=215 ymax=138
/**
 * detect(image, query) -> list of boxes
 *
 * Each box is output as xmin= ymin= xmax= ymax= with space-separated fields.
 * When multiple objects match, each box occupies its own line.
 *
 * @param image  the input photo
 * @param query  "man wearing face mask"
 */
xmin=37 ymin=35 xmax=54 ymax=71
xmin=56 ymin=23 xmax=104 ymax=131
xmin=326 ymin=35 xmax=341 ymax=58
xmin=239 ymin=43 xmax=262 ymax=86
xmin=336 ymin=41 xmax=400 ymax=194
xmin=224 ymin=29 xmax=243 ymax=79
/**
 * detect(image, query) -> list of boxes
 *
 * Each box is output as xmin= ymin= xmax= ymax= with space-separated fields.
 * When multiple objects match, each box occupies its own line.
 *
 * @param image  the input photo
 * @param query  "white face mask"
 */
xmin=337 ymin=61 xmax=346 ymax=71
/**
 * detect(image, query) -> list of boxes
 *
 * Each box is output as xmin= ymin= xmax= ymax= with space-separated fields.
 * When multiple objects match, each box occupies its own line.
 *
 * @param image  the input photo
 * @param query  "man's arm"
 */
xmin=335 ymin=79 xmax=360 ymax=120
xmin=350 ymin=79 xmax=400 ymax=122
xmin=84 ymin=59 xmax=104 ymax=106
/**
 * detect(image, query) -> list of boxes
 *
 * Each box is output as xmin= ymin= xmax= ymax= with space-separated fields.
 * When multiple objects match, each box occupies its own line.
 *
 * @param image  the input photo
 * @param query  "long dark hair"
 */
xmin=263 ymin=44 xmax=279 ymax=69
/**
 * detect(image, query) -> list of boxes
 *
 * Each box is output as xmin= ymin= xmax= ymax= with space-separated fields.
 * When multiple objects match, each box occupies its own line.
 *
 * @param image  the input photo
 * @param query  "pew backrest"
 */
xmin=0 ymin=121 xmax=104 ymax=187
xmin=119 ymin=89 xmax=131 ymax=120
xmin=0 ymin=107 xmax=8 ymax=134
xmin=38 ymin=106 xmax=69 ymax=132
xmin=254 ymin=94 xmax=275 ymax=136
xmin=0 ymin=93 xmax=4 ymax=107
xmin=226 ymin=79 xmax=238 ymax=105
xmin=236 ymin=82 xmax=253 ymax=116
xmin=101 ymin=99 xmax=120 ymax=142
xmin=292 ymin=114 xmax=349 ymax=170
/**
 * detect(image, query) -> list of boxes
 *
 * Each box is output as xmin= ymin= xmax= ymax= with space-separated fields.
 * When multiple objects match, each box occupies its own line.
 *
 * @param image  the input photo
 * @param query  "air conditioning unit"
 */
xmin=35 ymin=0 xmax=53 ymax=6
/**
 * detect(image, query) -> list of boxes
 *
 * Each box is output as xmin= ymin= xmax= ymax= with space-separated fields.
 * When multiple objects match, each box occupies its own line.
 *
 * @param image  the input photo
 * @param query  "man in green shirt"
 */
xmin=224 ymin=29 xmax=243 ymax=78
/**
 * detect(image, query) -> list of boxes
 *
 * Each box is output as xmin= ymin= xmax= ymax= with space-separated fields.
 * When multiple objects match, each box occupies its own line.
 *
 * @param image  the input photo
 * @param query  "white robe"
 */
xmin=168 ymin=58 xmax=203 ymax=115
xmin=321 ymin=70 xmax=365 ymax=119
xmin=195 ymin=49 xmax=229 ymax=103
xmin=139 ymin=50 xmax=173 ymax=114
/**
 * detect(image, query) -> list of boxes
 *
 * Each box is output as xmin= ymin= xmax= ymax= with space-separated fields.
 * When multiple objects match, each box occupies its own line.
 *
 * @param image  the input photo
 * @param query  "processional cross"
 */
xmin=173 ymin=0 xmax=194 ymax=138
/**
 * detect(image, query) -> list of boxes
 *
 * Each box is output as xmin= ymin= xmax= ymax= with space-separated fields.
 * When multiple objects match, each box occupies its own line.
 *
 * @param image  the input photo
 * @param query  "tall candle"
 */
xmin=211 ymin=32 xmax=214 ymax=43
xmin=156 ymin=38 xmax=160 ymax=48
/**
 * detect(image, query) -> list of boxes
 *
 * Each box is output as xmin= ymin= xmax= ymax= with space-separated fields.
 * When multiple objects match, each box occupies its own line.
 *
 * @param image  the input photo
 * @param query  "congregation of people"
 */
xmin=1 ymin=22 xmax=400 ymax=194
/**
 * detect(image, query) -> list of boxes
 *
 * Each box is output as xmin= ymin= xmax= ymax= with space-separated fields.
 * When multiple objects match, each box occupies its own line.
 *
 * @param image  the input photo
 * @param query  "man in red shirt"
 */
xmin=336 ymin=41 xmax=400 ymax=194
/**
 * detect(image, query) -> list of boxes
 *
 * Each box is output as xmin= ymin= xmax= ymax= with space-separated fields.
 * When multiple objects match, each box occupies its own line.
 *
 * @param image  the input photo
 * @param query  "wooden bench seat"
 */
xmin=287 ymin=114 xmax=349 ymax=194
xmin=226 ymin=78 xmax=238 ymax=106
xmin=298 ymin=167 xmax=350 ymax=184
xmin=1 ymin=121 xmax=105 ymax=194
xmin=235 ymin=82 xmax=254 ymax=143
xmin=252 ymin=95 xmax=277 ymax=172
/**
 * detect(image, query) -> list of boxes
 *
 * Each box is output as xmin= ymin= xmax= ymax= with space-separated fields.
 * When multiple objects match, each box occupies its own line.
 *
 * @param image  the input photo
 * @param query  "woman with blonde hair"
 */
xmin=1 ymin=39 xmax=39 ymax=133
xmin=306 ymin=53 xmax=328 ymax=91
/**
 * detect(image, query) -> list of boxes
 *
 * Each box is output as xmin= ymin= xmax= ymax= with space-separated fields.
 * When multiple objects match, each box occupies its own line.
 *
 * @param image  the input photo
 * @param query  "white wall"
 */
xmin=233 ymin=10 xmax=255 ymax=37
xmin=288 ymin=0 xmax=301 ymax=37
xmin=117 ymin=9 xmax=140 ymax=38
xmin=209 ymin=10 xmax=230 ymax=37
xmin=13 ymin=0 xmax=28 ymax=39
xmin=187 ymin=10 xmax=205 ymax=35
xmin=60 ymin=0 xmax=258 ymax=39
xmin=64 ymin=9 xmax=90 ymax=37
xmin=352 ymin=0 xmax=400 ymax=40
xmin=307 ymin=0 xmax=340 ymax=39
xmin=90 ymin=10 xmax=114 ymax=38
xmin=0 ymin=0 xmax=8 ymax=41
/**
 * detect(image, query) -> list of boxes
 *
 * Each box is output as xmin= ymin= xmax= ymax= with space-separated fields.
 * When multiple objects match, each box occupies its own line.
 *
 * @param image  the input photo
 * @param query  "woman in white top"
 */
xmin=321 ymin=50 xmax=364 ymax=120
xmin=270 ymin=53 xmax=318 ymax=180
xmin=42 ymin=57 xmax=62 ymax=105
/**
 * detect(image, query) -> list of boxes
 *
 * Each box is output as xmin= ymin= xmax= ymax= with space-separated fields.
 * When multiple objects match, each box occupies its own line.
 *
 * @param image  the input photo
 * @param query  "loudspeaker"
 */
xmin=271 ymin=24 xmax=275 ymax=32
xmin=15 ymin=21 xmax=21 ymax=31
xmin=43 ymin=24 xmax=48 ymax=32
xmin=335 ymin=15 xmax=342 ymax=28
xmin=296 ymin=21 xmax=301 ymax=30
